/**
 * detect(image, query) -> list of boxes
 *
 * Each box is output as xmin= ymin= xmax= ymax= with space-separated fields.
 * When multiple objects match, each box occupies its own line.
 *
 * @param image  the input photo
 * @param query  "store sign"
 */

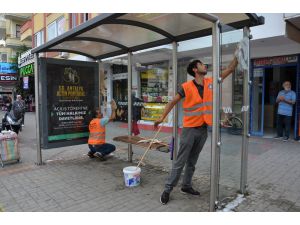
xmin=253 ymin=68 xmax=264 ymax=77
xmin=112 ymin=73 xmax=128 ymax=80
xmin=23 ymin=76 xmax=29 ymax=89
xmin=253 ymin=55 xmax=298 ymax=67
xmin=0 ymin=74 xmax=17 ymax=82
xmin=20 ymin=63 xmax=34 ymax=77
xmin=18 ymin=49 xmax=34 ymax=68
xmin=0 ymin=62 xmax=17 ymax=74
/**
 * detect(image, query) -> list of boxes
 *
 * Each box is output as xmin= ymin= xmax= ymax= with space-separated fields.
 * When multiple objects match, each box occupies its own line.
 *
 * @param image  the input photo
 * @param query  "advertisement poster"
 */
xmin=46 ymin=62 xmax=98 ymax=144
xmin=23 ymin=76 xmax=29 ymax=89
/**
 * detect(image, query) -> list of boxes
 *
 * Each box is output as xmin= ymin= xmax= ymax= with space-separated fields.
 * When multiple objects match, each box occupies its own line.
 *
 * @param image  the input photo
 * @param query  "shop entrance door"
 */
xmin=250 ymin=68 xmax=265 ymax=136
xmin=250 ymin=65 xmax=298 ymax=138
xmin=263 ymin=66 xmax=297 ymax=138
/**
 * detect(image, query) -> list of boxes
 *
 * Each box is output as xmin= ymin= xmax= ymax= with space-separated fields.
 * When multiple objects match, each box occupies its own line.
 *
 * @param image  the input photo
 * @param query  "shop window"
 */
xmin=0 ymin=53 xmax=7 ymax=62
xmin=232 ymin=69 xmax=244 ymax=113
xmin=71 ymin=13 xmax=77 ymax=28
xmin=57 ymin=17 xmax=65 ymax=36
xmin=140 ymin=63 xmax=169 ymax=121
xmin=47 ymin=21 xmax=56 ymax=41
xmin=81 ymin=13 xmax=89 ymax=23
xmin=16 ymin=24 xmax=21 ymax=38
xmin=34 ymin=30 xmax=44 ymax=47
xmin=47 ymin=17 xmax=65 ymax=41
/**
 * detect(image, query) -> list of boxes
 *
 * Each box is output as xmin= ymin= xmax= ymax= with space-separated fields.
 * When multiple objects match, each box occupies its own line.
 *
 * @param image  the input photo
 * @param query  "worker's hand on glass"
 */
xmin=110 ymin=99 xmax=117 ymax=110
xmin=278 ymin=96 xmax=285 ymax=101
xmin=234 ymin=44 xmax=240 ymax=58
xmin=154 ymin=118 xmax=163 ymax=129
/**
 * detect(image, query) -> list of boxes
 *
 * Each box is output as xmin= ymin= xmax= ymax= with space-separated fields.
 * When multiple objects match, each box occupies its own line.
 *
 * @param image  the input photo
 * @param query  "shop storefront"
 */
xmin=140 ymin=62 xmax=169 ymax=122
xmin=250 ymin=54 xmax=300 ymax=139
xmin=111 ymin=64 xmax=129 ymax=121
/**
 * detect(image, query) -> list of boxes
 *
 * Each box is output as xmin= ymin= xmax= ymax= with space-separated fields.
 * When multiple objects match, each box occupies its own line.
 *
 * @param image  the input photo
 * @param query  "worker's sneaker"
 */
xmin=94 ymin=152 xmax=106 ymax=161
xmin=180 ymin=187 xmax=200 ymax=195
xmin=273 ymin=136 xmax=282 ymax=139
xmin=87 ymin=151 xmax=95 ymax=158
xmin=160 ymin=191 xmax=170 ymax=205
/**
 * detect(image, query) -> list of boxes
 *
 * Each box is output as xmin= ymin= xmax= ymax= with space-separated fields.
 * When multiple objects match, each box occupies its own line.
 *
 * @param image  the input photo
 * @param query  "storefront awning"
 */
xmin=285 ymin=14 xmax=300 ymax=44
xmin=32 ymin=13 xmax=264 ymax=60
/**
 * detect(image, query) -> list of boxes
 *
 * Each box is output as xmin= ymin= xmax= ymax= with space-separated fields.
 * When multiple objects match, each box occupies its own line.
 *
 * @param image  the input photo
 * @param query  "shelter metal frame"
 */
xmin=32 ymin=13 xmax=264 ymax=211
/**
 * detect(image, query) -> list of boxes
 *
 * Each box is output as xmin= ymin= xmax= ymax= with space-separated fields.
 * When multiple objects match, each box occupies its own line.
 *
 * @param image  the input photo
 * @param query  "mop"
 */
xmin=136 ymin=124 xmax=164 ymax=168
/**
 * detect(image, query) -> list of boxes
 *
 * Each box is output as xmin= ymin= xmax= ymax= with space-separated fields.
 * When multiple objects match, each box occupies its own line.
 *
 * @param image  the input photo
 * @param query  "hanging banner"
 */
xmin=40 ymin=58 xmax=99 ymax=149
xmin=23 ymin=76 xmax=29 ymax=89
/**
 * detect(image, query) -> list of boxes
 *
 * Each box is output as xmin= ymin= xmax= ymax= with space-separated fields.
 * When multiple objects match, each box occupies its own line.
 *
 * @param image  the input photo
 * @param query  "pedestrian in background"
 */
xmin=15 ymin=95 xmax=25 ymax=127
xmin=274 ymin=81 xmax=296 ymax=141
xmin=131 ymin=91 xmax=144 ymax=136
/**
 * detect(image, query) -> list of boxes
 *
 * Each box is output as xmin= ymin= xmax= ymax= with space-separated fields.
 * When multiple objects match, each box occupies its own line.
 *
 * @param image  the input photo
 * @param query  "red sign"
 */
xmin=0 ymin=74 xmax=18 ymax=83
xmin=253 ymin=55 xmax=298 ymax=67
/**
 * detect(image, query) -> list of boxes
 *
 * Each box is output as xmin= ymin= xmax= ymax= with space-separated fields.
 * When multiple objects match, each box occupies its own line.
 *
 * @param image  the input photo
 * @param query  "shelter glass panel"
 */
xmin=50 ymin=41 xmax=121 ymax=58
xmin=77 ymin=24 xmax=166 ymax=48
xmin=219 ymin=25 xmax=244 ymax=205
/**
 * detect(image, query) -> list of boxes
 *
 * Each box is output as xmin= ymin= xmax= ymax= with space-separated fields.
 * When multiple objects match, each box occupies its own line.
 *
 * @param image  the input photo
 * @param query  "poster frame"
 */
xmin=39 ymin=57 xmax=99 ymax=149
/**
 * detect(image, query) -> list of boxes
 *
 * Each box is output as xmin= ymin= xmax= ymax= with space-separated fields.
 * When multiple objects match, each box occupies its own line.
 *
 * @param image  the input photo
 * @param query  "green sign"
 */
xmin=20 ymin=63 xmax=34 ymax=77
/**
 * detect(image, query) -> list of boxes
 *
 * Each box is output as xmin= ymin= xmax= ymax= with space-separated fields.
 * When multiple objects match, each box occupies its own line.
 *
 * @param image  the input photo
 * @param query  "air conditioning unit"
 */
xmin=59 ymin=52 xmax=69 ymax=59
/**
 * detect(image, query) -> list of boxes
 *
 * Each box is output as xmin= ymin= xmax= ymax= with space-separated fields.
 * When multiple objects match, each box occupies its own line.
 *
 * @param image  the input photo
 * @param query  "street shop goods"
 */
xmin=0 ymin=131 xmax=19 ymax=167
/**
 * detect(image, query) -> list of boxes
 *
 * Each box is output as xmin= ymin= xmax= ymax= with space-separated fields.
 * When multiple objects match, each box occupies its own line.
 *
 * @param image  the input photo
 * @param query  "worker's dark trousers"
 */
xmin=164 ymin=126 xmax=208 ymax=193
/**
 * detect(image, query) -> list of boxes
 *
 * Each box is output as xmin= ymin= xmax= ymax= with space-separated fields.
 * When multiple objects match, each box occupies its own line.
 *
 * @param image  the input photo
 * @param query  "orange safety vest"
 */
xmin=88 ymin=118 xmax=106 ymax=145
xmin=182 ymin=78 xmax=213 ymax=127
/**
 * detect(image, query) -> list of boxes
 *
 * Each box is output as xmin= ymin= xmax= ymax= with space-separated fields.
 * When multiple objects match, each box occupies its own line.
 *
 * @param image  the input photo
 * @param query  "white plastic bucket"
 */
xmin=123 ymin=166 xmax=141 ymax=187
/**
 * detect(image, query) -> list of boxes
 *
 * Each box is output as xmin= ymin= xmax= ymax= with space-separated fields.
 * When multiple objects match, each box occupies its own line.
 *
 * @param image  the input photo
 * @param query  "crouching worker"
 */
xmin=87 ymin=100 xmax=117 ymax=161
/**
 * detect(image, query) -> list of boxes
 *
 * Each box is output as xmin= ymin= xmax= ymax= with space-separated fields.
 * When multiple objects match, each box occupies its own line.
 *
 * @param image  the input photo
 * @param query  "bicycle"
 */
xmin=220 ymin=108 xmax=243 ymax=135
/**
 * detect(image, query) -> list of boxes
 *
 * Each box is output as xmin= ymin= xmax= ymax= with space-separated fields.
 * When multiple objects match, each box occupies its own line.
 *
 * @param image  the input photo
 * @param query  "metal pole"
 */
xmin=98 ymin=60 xmax=102 ymax=110
xmin=240 ymin=27 xmax=251 ymax=194
xmin=127 ymin=52 xmax=133 ymax=162
xmin=34 ymin=53 xmax=42 ymax=165
xmin=172 ymin=42 xmax=178 ymax=160
xmin=209 ymin=20 xmax=221 ymax=212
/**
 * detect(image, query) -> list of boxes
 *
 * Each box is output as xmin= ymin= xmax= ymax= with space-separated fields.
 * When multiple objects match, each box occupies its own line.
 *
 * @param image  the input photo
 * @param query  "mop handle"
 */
xmin=137 ymin=124 xmax=164 ymax=168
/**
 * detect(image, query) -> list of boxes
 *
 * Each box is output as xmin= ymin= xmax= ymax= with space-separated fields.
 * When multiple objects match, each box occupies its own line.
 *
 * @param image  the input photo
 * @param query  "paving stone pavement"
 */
xmin=0 ymin=112 xmax=300 ymax=212
xmin=0 ymin=156 xmax=210 ymax=212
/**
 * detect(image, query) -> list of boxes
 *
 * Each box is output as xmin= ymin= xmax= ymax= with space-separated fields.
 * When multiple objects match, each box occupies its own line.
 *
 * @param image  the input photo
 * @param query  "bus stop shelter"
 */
xmin=32 ymin=13 xmax=264 ymax=211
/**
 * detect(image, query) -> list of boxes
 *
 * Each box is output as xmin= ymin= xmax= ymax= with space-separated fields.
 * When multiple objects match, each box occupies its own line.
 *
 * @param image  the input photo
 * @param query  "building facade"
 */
xmin=21 ymin=13 xmax=300 ymax=139
xmin=0 ymin=13 xmax=31 ymax=106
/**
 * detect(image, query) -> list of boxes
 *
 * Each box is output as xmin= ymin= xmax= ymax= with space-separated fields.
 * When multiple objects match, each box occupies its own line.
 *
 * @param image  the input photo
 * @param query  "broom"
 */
xmin=136 ymin=123 xmax=164 ymax=168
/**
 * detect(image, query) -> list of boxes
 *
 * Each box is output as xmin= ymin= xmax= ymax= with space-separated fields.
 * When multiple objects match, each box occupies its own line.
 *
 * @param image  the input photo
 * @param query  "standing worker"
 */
xmin=154 ymin=53 xmax=238 ymax=205
xmin=87 ymin=99 xmax=117 ymax=161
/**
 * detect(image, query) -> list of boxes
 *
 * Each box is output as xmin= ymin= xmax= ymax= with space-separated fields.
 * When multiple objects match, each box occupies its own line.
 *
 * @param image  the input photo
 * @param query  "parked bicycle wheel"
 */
xmin=228 ymin=116 xmax=243 ymax=135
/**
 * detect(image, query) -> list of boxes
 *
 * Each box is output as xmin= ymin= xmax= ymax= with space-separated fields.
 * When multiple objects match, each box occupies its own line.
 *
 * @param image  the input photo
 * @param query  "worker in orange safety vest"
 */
xmin=87 ymin=99 xmax=117 ymax=161
xmin=155 ymin=53 xmax=238 ymax=205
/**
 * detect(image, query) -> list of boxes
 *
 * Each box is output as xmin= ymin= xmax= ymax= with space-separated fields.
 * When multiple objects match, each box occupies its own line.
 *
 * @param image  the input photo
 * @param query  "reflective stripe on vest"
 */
xmin=183 ymin=110 xmax=212 ymax=116
xmin=88 ymin=118 xmax=106 ymax=145
xmin=183 ymin=102 xmax=213 ymax=111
